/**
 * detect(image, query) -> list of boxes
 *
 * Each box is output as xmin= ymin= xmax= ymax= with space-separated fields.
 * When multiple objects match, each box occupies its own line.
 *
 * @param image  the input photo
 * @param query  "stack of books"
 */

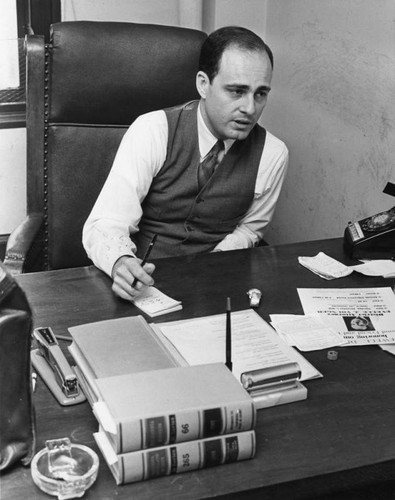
xmin=67 ymin=317 xmax=257 ymax=484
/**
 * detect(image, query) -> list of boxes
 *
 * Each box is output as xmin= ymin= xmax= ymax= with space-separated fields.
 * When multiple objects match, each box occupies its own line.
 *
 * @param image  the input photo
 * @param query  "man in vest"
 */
xmin=83 ymin=26 xmax=289 ymax=301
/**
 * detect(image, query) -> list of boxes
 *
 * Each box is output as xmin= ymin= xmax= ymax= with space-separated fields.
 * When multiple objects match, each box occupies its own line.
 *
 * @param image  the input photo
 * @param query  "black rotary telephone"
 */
xmin=344 ymin=183 xmax=395 ymax=259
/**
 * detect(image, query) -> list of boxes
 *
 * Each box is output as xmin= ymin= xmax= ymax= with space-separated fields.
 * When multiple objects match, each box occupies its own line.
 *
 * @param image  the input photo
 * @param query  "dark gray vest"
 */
xmin=135 ymin=101 xmax=266 ymax=258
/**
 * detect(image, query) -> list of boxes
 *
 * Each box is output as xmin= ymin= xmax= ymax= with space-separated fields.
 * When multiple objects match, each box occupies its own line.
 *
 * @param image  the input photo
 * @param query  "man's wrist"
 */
xmin=111 ymin=254 xmax=136 ymax=278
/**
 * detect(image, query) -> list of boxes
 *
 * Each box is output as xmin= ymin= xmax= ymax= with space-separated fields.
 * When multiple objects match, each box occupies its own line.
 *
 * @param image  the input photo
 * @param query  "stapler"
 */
xmin=31 ymin=327 xmax=86 ymax=406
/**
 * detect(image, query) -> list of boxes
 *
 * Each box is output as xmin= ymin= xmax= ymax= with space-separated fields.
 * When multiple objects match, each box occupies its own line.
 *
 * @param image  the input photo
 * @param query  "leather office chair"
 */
xmin=4 ymin=21 xmax=206 ymax=274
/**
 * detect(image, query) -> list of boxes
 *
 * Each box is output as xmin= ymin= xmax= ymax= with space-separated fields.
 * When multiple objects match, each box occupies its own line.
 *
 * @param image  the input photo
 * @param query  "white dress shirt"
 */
xmin=83 ymin=104 xmax=289 ymax=277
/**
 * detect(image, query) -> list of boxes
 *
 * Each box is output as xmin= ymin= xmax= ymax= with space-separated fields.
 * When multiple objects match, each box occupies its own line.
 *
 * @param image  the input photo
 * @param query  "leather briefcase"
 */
xmin=0 ymin=260 xmax=35 ymax=470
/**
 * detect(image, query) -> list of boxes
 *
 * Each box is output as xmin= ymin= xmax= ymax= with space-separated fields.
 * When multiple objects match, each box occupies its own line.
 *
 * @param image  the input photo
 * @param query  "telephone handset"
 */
xmin=344 ymin=183 xmax=395 ymax=260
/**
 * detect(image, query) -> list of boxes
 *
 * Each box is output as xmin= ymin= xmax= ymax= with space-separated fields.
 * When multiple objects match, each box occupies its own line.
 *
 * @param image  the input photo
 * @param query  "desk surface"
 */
xmin=2 ymin=238 xmax=395 ymax=499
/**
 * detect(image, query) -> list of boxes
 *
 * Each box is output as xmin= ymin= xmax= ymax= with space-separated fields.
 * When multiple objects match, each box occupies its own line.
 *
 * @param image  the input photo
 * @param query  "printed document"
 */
xmin=298 ymin=287 xmax=395 ymax=345
xmin=153 ymin=309 xmax=322 ymax=382
xmin=270 ymin=314 xmax=346 ymax=351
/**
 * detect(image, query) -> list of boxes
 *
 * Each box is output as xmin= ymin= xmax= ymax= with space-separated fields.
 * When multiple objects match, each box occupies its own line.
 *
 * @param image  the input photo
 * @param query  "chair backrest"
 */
xmin=26 ymin=21 xmax=206 ymax=270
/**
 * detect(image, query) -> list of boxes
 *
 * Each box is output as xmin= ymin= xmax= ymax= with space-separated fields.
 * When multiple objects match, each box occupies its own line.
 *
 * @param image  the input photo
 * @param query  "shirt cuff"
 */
xmin=101 ymin=235 xmax=137 ymax=277
xmin=214 ymin=229 xmax=259 ymax=252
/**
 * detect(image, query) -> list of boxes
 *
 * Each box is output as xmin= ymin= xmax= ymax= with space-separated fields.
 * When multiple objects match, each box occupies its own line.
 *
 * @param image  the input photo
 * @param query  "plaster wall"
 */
xmin=263 ymin=0 xmax=395 ymax=244
xmin=2 ymin=0 xmax=394 ymax=247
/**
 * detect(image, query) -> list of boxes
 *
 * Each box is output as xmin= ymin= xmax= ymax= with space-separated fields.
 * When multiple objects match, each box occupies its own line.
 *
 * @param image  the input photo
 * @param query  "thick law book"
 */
xmin=94 ymin=428 xmax=256 ymax=485
xmin=68 ymin=315 xmax=178 ymax=403
xmin=93 ymin=363 xmax=256 ymax=454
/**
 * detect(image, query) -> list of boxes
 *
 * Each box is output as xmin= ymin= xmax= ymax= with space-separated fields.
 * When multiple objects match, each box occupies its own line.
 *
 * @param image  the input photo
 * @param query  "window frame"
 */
xmin=0 ymin=0 xmax=60 ymax=129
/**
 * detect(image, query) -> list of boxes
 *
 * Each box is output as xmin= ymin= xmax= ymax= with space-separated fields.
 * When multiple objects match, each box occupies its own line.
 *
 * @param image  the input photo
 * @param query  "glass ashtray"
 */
xmin=31 ymin=437 xmax=99 ymax=499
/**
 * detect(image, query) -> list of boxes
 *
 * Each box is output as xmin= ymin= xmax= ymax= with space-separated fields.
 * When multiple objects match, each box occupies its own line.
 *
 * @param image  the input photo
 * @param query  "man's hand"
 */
xmin=111 ymin=255 xmax=156 ymax=301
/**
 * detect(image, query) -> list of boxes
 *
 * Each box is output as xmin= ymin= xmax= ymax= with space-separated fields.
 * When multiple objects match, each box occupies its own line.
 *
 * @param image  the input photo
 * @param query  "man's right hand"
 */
xmin=111 ymin=255 xmax=156 ymax=302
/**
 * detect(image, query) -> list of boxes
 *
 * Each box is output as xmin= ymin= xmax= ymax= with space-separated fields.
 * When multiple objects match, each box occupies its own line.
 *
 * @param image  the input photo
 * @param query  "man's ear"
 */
xmin=196 ymin=71 xmax=210 ymax=99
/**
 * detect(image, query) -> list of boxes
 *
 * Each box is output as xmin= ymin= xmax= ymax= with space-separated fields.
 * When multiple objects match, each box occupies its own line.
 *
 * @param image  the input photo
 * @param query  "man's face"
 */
xmin=197 ymin=46 xmax=272 ymax=141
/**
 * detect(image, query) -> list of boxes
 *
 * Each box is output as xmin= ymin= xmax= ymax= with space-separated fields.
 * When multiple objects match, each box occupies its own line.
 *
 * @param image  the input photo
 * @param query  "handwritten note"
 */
xmin=298 ymin=252 xmax=353 ymax=279
xmin=132 ymin=286 xmax=182 ymax=317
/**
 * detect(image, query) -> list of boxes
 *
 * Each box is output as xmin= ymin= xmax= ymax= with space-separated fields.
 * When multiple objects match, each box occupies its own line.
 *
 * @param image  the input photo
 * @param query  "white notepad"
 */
xmin=131 ymin=286 xmax=182 ymax=317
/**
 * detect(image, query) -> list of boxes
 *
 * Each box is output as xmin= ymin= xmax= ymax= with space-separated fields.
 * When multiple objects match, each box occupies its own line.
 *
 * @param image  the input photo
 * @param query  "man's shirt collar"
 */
xmin=197 ymin=102 xmax=234 ymax=159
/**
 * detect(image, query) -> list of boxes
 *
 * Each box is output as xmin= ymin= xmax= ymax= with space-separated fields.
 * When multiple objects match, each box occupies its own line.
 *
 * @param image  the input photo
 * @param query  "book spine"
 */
xmin=119 ymin=401 xmax=256 ymax=453
xmin=120 ymin=430 xmax=256 ymax=484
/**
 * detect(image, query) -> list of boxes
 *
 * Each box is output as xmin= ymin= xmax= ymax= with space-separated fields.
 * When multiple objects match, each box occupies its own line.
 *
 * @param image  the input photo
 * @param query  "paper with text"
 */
xmin=298 ymin=287 xmax=395 ymax=345
xmin=132 ymin=286 xmax=182 ymax=317
xmin=298 ymin=252 xmax=353 ymax=280
xmin=270 ymin=314 xmax=346 ymax=351
xmin=155 ymin=309 xmax=321 ymax=382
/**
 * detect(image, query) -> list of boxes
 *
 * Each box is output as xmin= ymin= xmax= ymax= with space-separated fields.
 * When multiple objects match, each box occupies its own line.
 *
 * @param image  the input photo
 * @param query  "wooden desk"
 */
xmin=2 ymin=238 xmax=395 ymax=499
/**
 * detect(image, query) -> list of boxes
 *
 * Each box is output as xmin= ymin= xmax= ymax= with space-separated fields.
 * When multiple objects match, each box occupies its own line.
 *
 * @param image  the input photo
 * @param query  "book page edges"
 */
xmin=94 ymin=430 xmax=256 ymax=485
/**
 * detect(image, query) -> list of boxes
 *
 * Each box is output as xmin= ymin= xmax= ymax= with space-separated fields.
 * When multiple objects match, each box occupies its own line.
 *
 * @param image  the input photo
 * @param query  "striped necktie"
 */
xmin=198 ymin=140 xmax=225 ymax=189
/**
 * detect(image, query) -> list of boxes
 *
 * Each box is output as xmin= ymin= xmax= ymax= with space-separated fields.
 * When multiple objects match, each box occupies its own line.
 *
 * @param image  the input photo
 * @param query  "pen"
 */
xmin=32 ymin=372 xmax=37 ymax=392
xmin=132 ymin=234 xmax=158 ymax=288
xmin=226 ymin=297 xmax=232 ymax=372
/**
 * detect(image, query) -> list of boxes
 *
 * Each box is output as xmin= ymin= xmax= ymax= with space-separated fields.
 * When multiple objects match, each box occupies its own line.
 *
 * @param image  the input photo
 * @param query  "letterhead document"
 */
xmin=297 ymin=287 xmax=395 ymax=345
xmin=153 ymin=309 xmax=322 ymax=382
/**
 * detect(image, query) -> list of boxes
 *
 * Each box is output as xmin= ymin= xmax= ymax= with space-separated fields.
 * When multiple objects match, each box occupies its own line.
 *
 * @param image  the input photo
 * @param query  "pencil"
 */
xmin=132 ymin=234 xmax=158 ymax=288
xmin=226 ymin=296 xmax=232 ymax=371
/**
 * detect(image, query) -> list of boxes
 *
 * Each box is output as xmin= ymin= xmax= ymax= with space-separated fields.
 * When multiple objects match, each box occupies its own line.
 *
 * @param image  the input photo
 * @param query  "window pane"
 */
xmin=0 ymin=0 xmax=19 ymax=90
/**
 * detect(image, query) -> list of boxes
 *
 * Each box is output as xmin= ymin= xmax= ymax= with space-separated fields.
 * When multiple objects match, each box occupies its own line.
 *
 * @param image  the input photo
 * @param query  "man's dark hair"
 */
xmin=199 ymin=26 xmax=274 ymax=82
